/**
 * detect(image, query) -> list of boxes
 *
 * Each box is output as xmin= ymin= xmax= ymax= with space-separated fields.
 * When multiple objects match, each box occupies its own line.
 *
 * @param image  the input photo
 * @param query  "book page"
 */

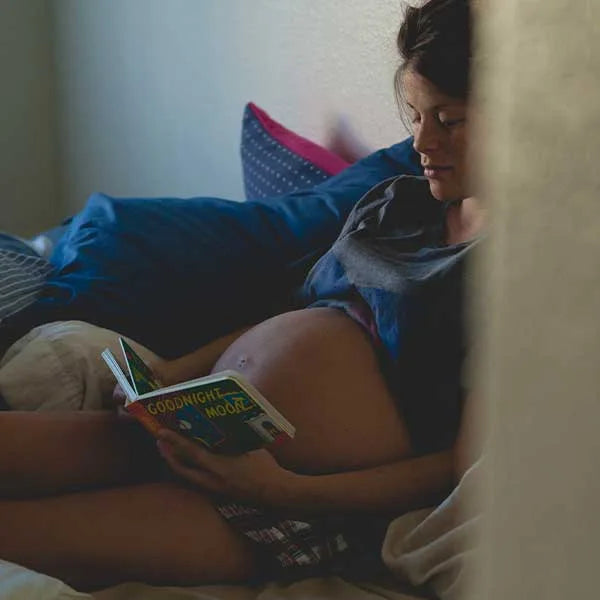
xmin=101 ymin=349 xmax=137 ymax=402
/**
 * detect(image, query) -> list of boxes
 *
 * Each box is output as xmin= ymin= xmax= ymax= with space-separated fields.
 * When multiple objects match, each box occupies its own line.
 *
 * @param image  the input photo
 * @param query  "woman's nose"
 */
xmin=413 ymin=121 xmax=442 ymax=155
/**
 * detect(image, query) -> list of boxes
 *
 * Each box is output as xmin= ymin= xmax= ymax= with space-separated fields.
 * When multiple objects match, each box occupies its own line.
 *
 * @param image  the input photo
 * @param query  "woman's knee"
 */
xmin=121 ymin=483 xmax=260 ymax=584
xmin=0 ymin=321 xmax=158 ymax=411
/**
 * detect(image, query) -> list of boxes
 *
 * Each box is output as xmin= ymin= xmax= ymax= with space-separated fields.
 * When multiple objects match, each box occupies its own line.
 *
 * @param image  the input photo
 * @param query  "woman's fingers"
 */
xmin=115 ymin=405 xmax=135 ymax=421
xmin=107 ymin=383 xmax=128 ymax=408
xmin=157 ymin=439 xmax=221 ymax=492
xmin=157 ymin=429 xmax=215 ymax=467
xmin=155 ymin=430 xmax=287 ymax=503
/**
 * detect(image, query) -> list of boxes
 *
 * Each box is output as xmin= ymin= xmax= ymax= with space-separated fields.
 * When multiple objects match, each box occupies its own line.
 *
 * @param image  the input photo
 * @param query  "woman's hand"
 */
xmin=110 ymin=384 xmax=134 ymax=420
xmin=156 ymin=429 xmax=298 ymax=506
xmin=110 ymin=383 xmax=128 ymax=407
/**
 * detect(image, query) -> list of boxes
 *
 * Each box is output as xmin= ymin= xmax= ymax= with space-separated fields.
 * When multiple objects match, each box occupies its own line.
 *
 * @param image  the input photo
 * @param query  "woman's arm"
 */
xmin=112 ymin=326 xmax=256 ymax=408
xmin=277 ymin=450 xmax=454 ymax=514
xmin=157 ymin=325 xmax=255 ymax=385
xmin=157 ymin=430 xmax=454 ymax=515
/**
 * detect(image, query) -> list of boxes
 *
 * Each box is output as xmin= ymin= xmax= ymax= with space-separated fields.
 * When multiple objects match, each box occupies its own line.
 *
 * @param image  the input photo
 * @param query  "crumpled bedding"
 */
xmin=0 ymin=321 xmax=480 ymax=600
xmin=0 ymin=561 xmax=425 ymax=600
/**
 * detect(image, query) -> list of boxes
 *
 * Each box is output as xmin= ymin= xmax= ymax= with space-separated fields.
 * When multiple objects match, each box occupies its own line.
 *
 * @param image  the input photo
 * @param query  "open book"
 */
xmin=102 ymin=338 xmax=295 ymax=454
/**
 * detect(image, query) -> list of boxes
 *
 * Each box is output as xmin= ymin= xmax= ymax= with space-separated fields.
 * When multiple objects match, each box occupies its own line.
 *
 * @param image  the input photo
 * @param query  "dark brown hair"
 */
xmin=396 ymin=0 xmax=473 ymax=101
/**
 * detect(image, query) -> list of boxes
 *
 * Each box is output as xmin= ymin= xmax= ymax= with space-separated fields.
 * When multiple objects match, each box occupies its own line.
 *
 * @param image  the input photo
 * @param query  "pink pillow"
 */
xmin=241 ymin=102 xmax=351 ymax=199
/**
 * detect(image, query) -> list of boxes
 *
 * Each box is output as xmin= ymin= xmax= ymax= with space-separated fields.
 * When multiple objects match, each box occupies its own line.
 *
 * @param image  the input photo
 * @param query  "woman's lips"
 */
xmin=423 ymin=166 xmax=453 ymax=179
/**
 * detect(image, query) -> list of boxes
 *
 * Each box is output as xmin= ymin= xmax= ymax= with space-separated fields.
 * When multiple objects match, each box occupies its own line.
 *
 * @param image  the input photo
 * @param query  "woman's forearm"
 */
xmin=160 ymin=325 xmax=254 ymax=384
xmin=273 ymin=450 xmax=454 ymax=515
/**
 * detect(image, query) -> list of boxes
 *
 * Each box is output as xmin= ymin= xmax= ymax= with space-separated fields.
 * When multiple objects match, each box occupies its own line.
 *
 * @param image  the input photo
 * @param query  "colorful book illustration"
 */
xmin=102 ymin=339 xmax=295 ymax=454
xmin=120 ymin=338 xmax=162 ymax=395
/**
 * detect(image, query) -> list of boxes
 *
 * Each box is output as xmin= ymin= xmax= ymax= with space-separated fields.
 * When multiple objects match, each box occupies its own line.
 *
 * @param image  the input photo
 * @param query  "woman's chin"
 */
xmin=427 ymin=180 xmax=463 ymax=203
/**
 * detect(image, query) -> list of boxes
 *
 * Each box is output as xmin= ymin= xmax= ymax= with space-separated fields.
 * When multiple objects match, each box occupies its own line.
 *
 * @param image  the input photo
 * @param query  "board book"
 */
xmin=102 ymin=339 xmax=295 ymax=454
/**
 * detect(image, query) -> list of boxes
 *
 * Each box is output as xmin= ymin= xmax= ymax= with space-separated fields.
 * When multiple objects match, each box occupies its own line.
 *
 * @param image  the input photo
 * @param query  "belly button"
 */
xmin=236 ymin=355 xmax=249 ymax=369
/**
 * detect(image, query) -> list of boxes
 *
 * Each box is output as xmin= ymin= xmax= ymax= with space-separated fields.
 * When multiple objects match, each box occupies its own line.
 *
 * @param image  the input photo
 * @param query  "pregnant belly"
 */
xmin=212 ymin=307 xmax=413 ymax=474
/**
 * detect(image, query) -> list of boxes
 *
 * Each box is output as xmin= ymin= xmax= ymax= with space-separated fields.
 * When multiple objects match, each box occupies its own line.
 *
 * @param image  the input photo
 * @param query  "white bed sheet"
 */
xmin=0 ymin=560 xmax=429 ymax=600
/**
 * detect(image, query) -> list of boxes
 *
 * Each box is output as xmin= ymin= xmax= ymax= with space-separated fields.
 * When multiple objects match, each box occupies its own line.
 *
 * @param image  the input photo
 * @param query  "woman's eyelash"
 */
xmin=407 ymin=113 xmax=465 ymax=128
xmin=440 ymin=118 xmax=465 ymax=127
xmin=409 ymin=115 xmax=465 ymax=127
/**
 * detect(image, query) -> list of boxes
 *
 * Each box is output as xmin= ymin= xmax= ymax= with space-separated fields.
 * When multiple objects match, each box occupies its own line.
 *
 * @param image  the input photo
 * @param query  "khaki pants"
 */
xmin=0 ymin=321 xmax=158 ymax=411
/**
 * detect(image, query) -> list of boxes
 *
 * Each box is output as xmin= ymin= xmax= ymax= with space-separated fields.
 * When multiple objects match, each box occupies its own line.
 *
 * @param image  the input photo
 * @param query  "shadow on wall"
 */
xmin=325 ymin=115 xmax=375 ymax=163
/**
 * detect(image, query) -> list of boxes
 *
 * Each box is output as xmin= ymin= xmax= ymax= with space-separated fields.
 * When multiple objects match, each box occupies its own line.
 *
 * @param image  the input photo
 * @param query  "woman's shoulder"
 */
xmin=338 ymin=175 xmax=441 ymax=238
xmin=381 ymin=174 xmax=432 ymax=193
xmin=362 ymin=174 xmax=432 ymax=203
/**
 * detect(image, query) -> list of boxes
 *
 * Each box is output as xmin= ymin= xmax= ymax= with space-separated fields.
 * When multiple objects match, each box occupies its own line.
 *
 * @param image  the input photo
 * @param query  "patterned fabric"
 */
xmin=0 ymin=232 xmax=53 ymax=324
xmin=241 ymin=103 xmax=350 ymax=200
xmin=217 ymin=500 xmax=389 ymax=581
xmin=217 ymin=502 xmax=344 ymax=570
xmin=301 ymin=176 xmax=472 ymax=454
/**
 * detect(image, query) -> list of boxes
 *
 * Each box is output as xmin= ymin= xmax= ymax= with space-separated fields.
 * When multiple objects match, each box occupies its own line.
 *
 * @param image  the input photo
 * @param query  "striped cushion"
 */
xmin=0 ymin=248 xmax=53 ymax=322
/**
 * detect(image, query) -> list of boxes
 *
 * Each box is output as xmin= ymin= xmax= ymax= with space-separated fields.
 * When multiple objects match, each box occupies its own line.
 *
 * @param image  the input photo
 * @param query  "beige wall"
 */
xmin=0 ymin=0 xmax=59 ymax=236
xmin=472 ymin=0 xmax=600 ymax=597
xmin=2 ymin=1 xmax=411 ymax=226
xmin=52 ymin=0 xmax=410 ymax=212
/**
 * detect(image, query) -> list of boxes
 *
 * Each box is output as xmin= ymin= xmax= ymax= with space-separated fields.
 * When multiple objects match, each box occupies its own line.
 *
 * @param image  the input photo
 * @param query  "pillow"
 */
xmin=0 ymin=321 xmax=159 ymax=411
xmin=31 ymin=217 xmax=74 ymax=259
xmin=241 ymin=102 xmax=351 ymax=199
xmin=0 ymin=233 xmax=53 ymax=323
xmin=0 ymin=232 xmax=40 ymax=257
xmin=2 ymin=137 xmax=422 ymax=359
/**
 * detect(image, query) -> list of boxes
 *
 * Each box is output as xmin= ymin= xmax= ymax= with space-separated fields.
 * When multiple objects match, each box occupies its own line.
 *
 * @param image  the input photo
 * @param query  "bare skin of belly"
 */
xmin=212 ymin=307 xmax=413 ymax=474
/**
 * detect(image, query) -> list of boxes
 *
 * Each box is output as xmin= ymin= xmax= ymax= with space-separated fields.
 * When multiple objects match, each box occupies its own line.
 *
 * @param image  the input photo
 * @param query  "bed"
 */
xmin=0 ymin=104 xmax=479 ymax=599
xmin=0 ymin=328 xmax=481 ymax=600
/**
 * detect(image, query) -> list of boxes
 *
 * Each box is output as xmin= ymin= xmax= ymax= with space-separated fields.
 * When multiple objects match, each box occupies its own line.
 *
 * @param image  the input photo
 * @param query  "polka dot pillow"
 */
xmin=241 ymin=102 xmax=351 ymax=200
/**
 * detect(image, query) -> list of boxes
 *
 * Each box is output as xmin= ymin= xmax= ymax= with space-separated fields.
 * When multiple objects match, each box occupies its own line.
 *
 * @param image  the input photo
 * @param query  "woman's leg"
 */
xmin=0 ymin=413 xmax=257 ymax=589
xmin=0 ymin=411 xmax=162 ymax=498
xmin=0 ymin=482 xmax=257 ymax=590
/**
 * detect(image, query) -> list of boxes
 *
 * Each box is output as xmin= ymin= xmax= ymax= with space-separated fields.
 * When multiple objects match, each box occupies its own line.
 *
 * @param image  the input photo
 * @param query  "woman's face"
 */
xmin=402 ymin=69 xmax=470 ymax=202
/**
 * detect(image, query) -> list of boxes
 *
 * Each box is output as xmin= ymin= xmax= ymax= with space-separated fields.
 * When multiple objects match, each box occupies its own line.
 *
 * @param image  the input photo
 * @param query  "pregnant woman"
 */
xmin=0 ymin=0 xmax=483 ymax=589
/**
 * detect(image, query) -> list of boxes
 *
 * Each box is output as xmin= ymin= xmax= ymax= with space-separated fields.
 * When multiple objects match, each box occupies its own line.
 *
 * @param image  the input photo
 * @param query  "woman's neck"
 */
xmin=444 ymin=196 xmax=487 ymax=245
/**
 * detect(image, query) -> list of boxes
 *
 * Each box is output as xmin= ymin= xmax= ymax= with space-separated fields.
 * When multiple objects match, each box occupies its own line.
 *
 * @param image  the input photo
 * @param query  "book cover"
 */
xmin=119 ymin=338 xmax=161 ymax=395
xmin=102 ymin=339 xmax=295 ymax=455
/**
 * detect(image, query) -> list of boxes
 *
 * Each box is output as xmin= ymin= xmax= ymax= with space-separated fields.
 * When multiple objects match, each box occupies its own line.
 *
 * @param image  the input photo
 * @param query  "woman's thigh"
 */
xmin=0 ymin=482 xmax=257 ymax=590
xmin=0 ymin=411 xmax=162 ymax=497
